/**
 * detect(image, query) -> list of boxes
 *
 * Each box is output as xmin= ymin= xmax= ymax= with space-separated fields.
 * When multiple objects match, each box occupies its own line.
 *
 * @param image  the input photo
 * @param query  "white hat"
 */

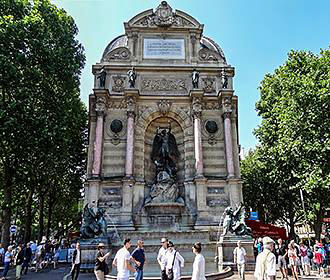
xmin=161 ymin=238 xmax=168 ymax=243
xmin=262 ymin=236 xmax=275 ymax=244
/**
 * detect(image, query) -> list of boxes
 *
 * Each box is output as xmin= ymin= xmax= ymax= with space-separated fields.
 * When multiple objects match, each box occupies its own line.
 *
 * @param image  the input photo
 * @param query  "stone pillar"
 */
xmin=191 ymin=93 xmax=204 ymax=178
xmin=222 ymin=96 xmax=235 ymax=178
xmin=125 ymin=110 xmax=135 ymax=178
xmin=91 ymin=96 xmax=106 ymax=177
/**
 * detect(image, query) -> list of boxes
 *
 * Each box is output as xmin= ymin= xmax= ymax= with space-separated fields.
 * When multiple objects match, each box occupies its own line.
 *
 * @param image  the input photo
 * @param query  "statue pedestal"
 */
xmin=80 ymin=237 xmax=111 ymax=272
xmin=217 ymin=235 xmax=255 ymax=271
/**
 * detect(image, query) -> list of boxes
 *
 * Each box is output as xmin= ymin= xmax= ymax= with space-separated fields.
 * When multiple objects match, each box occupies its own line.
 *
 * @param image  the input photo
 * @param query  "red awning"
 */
xmin=246 ymin=220 xmax=288 ymax=240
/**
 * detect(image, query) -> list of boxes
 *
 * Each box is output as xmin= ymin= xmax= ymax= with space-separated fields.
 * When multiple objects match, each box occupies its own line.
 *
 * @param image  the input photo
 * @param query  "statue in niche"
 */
xmin=145 ymin=122 xmax=181 ymax=204
xmin=97 ymin=67 xmax=107 ymax=88
xmin=127 ymin=67 xmax=137 ymax=88
xmin=192 ymin=69 xmax=199 ymax=88
xmin=221 ymin=69 xmax=228 ymax=89
xmin=220 ymin=204 xmax=252 ymax=237
xmin=80 ymin=204 xmax=107 ymax=239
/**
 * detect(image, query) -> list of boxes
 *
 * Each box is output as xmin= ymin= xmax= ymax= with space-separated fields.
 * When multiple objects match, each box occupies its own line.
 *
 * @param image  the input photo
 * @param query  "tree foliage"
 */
xmin=242 ymin=49 xmax=330 ymax=240
xmin=0 ymin=0 xmax=87 ymax=247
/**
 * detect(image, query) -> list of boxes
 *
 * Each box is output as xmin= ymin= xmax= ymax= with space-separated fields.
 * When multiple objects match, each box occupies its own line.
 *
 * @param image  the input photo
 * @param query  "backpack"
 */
xmin=307 ymin=249 xmax=313 ymax=259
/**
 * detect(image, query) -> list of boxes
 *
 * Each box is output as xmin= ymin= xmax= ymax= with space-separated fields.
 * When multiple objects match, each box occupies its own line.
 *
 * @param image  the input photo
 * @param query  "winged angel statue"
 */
xmin=220 ymin=204 xmax=252 ymax=236
xmin=80 ymin=204 xmax=107 ymax=239
xmin=146 ymin=123 xmax=181 ymax=203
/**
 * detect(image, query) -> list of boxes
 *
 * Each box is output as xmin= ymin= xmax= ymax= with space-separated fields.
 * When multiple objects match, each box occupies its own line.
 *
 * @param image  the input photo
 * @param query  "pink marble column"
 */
xmin=194 ymin=112 xmax=204 ymax=177
xmin=223 ymin=112 xmax=235 ymax=178
xmin=125 ymin=112 xmax=135 ymax=177
xmin=92 ymin=111 xmax=104 ymax=176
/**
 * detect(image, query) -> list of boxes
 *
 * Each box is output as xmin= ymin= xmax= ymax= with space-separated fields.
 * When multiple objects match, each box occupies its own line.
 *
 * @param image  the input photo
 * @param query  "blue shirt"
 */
xmin=131 ymin=248 xmax=145 ymax=270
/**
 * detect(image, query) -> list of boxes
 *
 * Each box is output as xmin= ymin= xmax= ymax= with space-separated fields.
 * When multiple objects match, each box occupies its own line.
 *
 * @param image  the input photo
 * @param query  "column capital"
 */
xmin=127 ymin=111 xmax=136 ymax=119
xmin=190 ymin=90 xmax=204 ymax=119
xmin=222 ymin=111 xmax=231 ymax=119
xmin=95 ymin=96 xmax=107 ymax=116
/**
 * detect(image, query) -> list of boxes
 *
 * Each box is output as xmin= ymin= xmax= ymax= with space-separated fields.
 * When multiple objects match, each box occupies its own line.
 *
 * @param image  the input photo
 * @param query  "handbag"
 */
xmin=167 ymin=252 xmax=177 ymax=280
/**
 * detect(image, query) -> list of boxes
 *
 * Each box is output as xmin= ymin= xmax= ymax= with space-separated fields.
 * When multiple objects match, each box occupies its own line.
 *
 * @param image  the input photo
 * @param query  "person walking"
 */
xmin=157 ymin=238 xmax=168 ymax=280
xmin=191 ymin=242 xmax=206 ymax=280
xmin=15 ymin=244 xmax=24 ymax=280
xmin=165 ymin=241 xmax=184 ymax=280
xmin=95 ymin=243 xmax=111 ymax=280
xmin=275 ymin=238 xmax=288 ymax=279
xmin=113 ymin=239 xmax=136 ymax=280
xmin=131 ymin=240 xmax=145 ymax=280
xmin=299 ymin=241 xmax=310 ymax=276
xmin=21 ymin=242 xmax=32 ymax=275
xmin=233 ymin=241 xmax=246 ymax=280
xmin=288 ymin=242 xmax=299 ymax=280
xmin=254 ymin=237 xmax=276 ymax=280
xmin=1 ymin=245 xmax=13 ymax=280
xmin=71 ymin=242 xmax=81 ymax=280
xmin=0 ymin=243 xmax=4 ymax=267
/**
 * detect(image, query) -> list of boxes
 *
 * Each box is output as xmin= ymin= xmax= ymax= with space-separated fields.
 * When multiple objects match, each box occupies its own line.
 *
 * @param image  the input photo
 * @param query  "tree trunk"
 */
xmin=314 ymin=209 xmax=323 ymax=242
xmin=46 ymin=195 xmax=55 ymax=239
xmin=38 ymin=195 xmax=45 ymax=242
xmin=1 ymin=163 xmax=13 ymax=249
xmin=23 ymin=188 xmax=35 ymax=244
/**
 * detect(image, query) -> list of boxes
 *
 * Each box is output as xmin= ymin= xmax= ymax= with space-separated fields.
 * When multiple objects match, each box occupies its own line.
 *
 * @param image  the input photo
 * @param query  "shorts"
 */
xmin=289 ymin=257 xmax=297 ymax=267
xmin=301 ymin=256 xmax=310 ymax=265
xmin=278 ymin=255 xmax=287 ymax=269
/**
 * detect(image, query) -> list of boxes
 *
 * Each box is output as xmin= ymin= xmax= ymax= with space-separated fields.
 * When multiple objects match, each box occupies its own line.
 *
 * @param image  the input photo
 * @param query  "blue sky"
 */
xmin=51 ymin=0 xmax=330 ymax=151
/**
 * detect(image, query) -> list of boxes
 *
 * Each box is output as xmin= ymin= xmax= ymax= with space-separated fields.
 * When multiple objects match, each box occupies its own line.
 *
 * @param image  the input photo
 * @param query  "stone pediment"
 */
xmin=126 ymin=1 xmax=203 ymax=30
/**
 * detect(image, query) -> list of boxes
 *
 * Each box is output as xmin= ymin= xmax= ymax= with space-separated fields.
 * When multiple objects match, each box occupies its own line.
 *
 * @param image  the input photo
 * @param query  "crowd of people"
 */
xmin=0 ymin=237 xmax=68 ymax=280
xmin=87 ymin=237 xmax=206 ymax=280
xmin=246 ymin=236 xmax=330 ymax=280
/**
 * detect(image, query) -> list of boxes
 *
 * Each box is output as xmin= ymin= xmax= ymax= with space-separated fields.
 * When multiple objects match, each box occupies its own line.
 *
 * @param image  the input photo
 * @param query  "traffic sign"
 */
xmin=10 ymin=225 xmax=17 ymax=233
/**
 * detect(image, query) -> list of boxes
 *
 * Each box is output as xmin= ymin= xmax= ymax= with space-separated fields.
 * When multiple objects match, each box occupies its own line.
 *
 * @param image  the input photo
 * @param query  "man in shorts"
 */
xmin=276 ymin=238 xmax=288 ymax=280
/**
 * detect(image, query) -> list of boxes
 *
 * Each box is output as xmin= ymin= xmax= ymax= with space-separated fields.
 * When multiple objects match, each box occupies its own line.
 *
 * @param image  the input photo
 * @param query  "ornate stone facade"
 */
xmin=86 ymin=2 xmax=242 ymax=234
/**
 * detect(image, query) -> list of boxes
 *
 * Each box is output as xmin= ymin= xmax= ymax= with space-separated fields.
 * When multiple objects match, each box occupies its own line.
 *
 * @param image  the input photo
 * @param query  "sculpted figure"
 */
xmin=127 ymin=67 xmax=137 ymax=88
xmin=97 ymin=67 xmax=107 ymax=88
xmin=80 ymin=204 xmax=107 ymax=238
xmin=192 ymin=69 xmax=199 ymax=88
xmin=221 ymin=69 xmax=228 ymax=89
xmin=220 ymin=204 xmax=252 ymax=237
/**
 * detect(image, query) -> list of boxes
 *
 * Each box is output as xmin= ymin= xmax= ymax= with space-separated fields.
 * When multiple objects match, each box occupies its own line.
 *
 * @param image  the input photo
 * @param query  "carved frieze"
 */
xmin=141 ymin=78 xmax=186 ymax=91
xmin=202 ymin=77 xmax=216 ymax=93
xmin=108 ymin=98 xmax=127 ymax=110
xmin=207 ymin=187 xmax=225 ymax=194
xmin=102 ymin=47 xmax=131 ymax=62
xmin=202 ymin=101 xmax=221 ymax=110
xmin=112 ymin=76 xmax=126 ymax=92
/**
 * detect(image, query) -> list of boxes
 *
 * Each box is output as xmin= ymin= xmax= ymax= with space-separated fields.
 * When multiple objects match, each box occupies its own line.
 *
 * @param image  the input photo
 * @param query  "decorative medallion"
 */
xmin=157 ymin=100 xmax=172 ymax=115
xmin=202 ymin=77 xmax=216 ymax=93
xmin=205 ymin=120 xmax=218 ymax=134
xmin=102 ymin=47 xmax=131 ymax=62
xmin=198 ymin=49 xmax=220 ymax=62
xmin=110 ymin=119 xmax=123 ymax=134
xmin=154 ymin=1 xmax=174 ymax=27
xmin=112 ymin=76 xmax=125 ymax=92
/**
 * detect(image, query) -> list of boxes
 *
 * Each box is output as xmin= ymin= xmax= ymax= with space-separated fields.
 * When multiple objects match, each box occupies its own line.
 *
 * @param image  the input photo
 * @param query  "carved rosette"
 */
xmin=112 ymin=76 xmax=126 ymax=92
xmin=157 ymin=100 xmax=172 ymax=115
xmin=95 ymin=96 xmax=107 ymax=115
xmin=102 ymin=47 xmax=131 ymax=62
xmin=202 ymin=77 xmax=215 ymax=93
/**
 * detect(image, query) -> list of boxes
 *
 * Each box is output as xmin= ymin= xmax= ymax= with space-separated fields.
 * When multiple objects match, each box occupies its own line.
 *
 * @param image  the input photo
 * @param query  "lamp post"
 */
xmin=300 ymin=188 xmax=311 ymax=246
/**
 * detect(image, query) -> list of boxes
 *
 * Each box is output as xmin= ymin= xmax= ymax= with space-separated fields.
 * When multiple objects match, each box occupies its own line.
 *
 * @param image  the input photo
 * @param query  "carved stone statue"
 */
xmin=220 ymin=204 xmax=252 ymax=236
xmin=127 ymin=67 xmax=137 ymax=88
xmin=145 ymin=123 xmax=181 ymax=204
xmin=192 ymin=69 xmax=199 ymax=88
xmin=97 ymin=67 xmax=107 ymax=88
xmin=221 ymin=69 xmax=228 ymax=89
xmin=80 ymin=204 xmax=107 ymax=239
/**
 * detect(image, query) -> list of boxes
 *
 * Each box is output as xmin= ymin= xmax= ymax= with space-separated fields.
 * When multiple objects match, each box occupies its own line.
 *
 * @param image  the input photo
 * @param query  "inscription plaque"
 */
xmin=144 ymin=38 xmax=185 ymax=59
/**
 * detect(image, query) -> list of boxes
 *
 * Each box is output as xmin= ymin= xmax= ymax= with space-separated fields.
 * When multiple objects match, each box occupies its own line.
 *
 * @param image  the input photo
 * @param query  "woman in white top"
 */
xmin=165 ymin=241 xmax=184 ymax=280
xmin=192 ymin=242 xmax=206 ymax=280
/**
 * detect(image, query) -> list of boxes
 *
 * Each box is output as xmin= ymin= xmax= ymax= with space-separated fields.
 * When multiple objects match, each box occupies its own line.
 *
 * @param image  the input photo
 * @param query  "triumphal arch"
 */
xmin=85 ymin=1 xmax=243 ymax=233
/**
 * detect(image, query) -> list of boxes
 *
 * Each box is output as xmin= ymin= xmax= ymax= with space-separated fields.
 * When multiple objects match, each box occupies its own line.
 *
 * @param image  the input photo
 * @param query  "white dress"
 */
xmin=165 ymin=249 xmax=185 ymax=280
xmin=192 ymin=254 xmax=206 ymax=280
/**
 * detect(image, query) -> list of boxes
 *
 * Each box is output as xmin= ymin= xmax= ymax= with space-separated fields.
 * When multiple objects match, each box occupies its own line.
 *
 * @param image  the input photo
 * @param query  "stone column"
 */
xmin=191 ymin=94 xmax=204 ymax=178
xmin=222 ymin=95 xmax=235 ymax=178
xmin=91 ymin=96 xmax=106 ymax=177
xmin=125 ymin=110 xmax=135 ymax=178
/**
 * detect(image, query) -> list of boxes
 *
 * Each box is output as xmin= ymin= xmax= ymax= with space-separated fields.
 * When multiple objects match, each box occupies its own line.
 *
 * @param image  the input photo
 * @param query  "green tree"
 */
xmin=247 ymin=49 xmax=330 ymax=240
xmin=0 ymin=0 xmax=86 ymax=247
